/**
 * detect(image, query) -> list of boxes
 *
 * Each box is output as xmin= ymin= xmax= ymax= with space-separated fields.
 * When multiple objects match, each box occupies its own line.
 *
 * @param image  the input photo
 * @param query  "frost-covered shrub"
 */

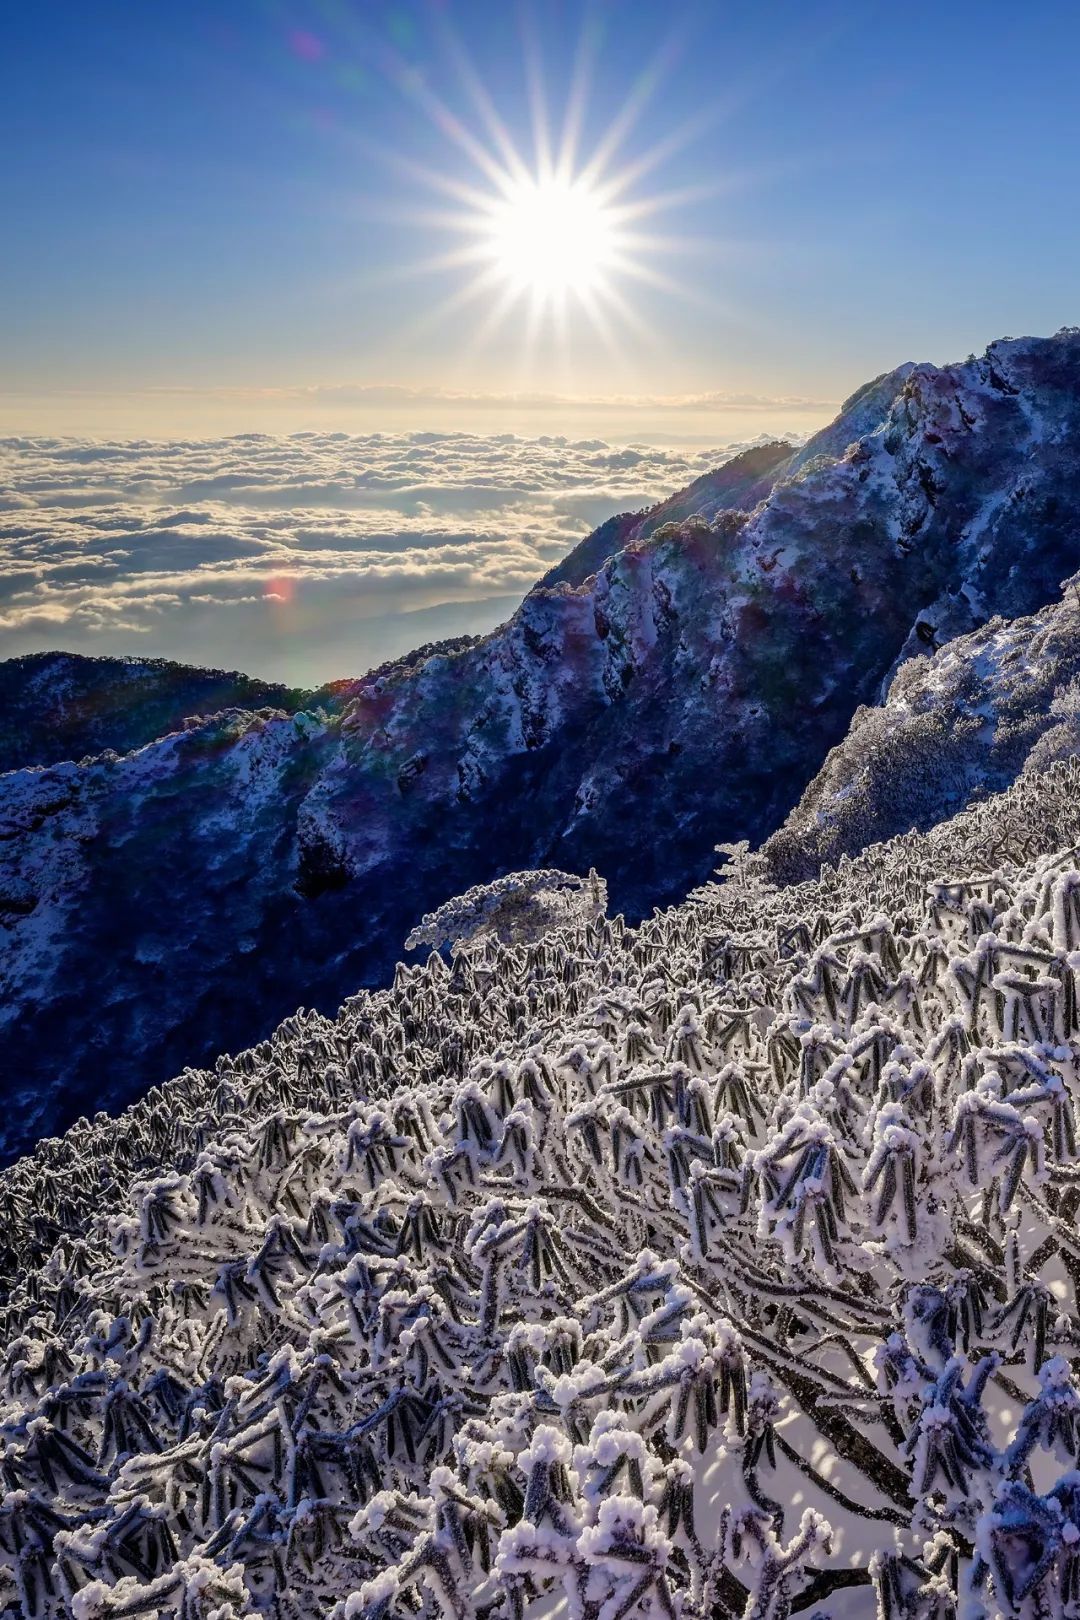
xmin=1023 ymin=677 xmax=1080 ymax=777
xmin=8 ymin=762 xmax=1080 ymax=1615
xmin=405 ymin=867 xmax=607 ymax=952
xmin=767 ymin=585 xmax=1080 ymax=883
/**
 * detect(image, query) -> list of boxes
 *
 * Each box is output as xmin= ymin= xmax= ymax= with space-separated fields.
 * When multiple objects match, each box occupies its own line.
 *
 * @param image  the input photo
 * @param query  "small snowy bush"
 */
xmin=405 ymin=867 xmax=607 ymax=952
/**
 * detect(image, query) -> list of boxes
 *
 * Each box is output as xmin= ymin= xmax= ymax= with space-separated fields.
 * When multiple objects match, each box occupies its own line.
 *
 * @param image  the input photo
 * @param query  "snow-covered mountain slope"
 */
xmin=4 ymin=757 xmax=1080 ymax=1617
xmin=0 ymin=651 xmax=315 ymax=773
xmin=765 ymin=575 xmax=1080 ymax=881
xmin=540 ymin=438 xmax=796 ymax=590
xmin=6 ymin=330 xmax=1080 ymax=1160
xmin=0 ymin=639 xmax=487 ymax=778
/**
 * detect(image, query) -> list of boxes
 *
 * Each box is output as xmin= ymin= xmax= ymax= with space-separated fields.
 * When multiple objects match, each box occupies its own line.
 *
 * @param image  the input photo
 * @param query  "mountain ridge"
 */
xmin=538 ymin=438 xmax=797 ymax=591
xmin=5 ymin=329 xmax=1080 ymax=1159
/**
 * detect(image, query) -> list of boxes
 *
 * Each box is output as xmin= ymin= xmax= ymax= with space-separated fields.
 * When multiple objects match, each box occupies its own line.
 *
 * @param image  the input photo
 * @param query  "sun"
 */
xmin=480 ymin=174 xmax=620 ymax=299
xmin=376 ymin=17 xmax=711 ymax=357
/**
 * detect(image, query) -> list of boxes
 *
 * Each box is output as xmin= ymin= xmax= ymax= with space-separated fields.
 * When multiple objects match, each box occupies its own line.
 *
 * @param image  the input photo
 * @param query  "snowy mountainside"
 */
xmin=765 ymin=574 xmax=1080 ymax=881
xmin=4 ymin=759 xmax=1080 ymax=1615
xmin=0 ymin=651 xmax=315 ymax=773
xmin=540 ymin=438 xmax=797 ymax=590
xmin=0 ymin=706 xmax=340 ymax=1160
xmin=0 ymin=638 xmax=487 ymax=777
xmin=785 ymin=361 xmax=918 ymax=473
xmin=6 ymin=330 xmax=1080 ymax=1158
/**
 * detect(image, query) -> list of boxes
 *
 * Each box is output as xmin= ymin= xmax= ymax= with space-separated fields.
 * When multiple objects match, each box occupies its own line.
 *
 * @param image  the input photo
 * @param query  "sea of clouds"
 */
xmin=0 ymin=430 xmax=769 ymax=685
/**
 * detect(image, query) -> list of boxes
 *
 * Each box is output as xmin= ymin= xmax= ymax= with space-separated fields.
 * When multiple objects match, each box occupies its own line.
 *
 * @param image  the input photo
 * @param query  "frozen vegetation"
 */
xmin=404 ymin=868 xmax=607 ymax=952
xmin=7 ymin=332 xmax=1080 ymax=1157
xmin=767 ymin=573 xmax=1080 ymax=882
xmin=6 ymin=758 xmax=1080 ymax=1615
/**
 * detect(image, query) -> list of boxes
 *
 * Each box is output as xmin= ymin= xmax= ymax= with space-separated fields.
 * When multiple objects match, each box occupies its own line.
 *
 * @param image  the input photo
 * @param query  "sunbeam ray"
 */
xmin=555 ymin=11 xmax=601 ymax=183
xmin=518 ymin=6 xmax=555 ymax=181
xmin=370 ymin=3 xmax=720 ymax=379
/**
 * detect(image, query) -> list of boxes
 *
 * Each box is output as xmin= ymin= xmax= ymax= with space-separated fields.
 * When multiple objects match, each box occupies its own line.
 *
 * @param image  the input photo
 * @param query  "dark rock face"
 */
xmin=6 ymin=330 xmax=1080 ymax=1161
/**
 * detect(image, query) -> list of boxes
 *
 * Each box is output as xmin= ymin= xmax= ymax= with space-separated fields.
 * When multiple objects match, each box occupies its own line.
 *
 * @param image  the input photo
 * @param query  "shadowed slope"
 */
xmin=0 ymin=651 xmax=315 ymax=773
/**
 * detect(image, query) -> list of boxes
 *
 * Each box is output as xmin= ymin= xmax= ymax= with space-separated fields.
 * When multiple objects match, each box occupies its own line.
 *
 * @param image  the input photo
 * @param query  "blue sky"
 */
xmin=4 ymin=0 xmax=1080 ymax=436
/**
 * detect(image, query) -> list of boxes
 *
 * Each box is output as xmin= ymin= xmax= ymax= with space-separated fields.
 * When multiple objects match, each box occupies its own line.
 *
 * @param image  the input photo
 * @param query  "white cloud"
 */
xmin=0 ymin=429 xmax=771 ymax=684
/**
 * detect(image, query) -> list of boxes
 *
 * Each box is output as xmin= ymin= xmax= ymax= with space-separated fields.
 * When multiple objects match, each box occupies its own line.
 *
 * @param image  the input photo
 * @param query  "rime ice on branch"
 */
xmin=8 ymin=761 xmax=1080 ymax=1614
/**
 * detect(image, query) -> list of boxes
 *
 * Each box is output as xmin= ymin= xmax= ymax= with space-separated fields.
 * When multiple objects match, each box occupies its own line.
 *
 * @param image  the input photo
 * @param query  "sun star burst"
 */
xmin=380 ymin=18 xmax=713 ymax=361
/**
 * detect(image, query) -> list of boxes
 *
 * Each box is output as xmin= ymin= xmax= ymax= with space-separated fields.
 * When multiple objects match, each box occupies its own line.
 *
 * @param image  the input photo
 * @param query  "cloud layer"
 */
xmin=0 ymin=430 xmax=769 ymax=685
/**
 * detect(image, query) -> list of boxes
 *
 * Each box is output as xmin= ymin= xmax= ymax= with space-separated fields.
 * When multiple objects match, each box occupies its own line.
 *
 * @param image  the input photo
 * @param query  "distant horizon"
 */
xmin=0 ymin=384 xmax=835 ymax=445
xmin=6 ymin=323 xmax=1073 ymax=442
xmin=7 ymin=1 xmax=1080 ymax=439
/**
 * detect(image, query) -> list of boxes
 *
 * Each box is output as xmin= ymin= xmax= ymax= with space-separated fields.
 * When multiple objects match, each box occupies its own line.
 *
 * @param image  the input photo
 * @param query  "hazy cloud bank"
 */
xmin=0 ymin=430 xmax=769 ymax=685
xmin=176 ymin=384 xmax=838 ymax=414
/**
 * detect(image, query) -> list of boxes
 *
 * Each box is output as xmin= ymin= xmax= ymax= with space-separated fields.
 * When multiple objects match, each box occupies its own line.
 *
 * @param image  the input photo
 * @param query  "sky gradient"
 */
xmin=5 ymin=0 xmax=1080 ymax=439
